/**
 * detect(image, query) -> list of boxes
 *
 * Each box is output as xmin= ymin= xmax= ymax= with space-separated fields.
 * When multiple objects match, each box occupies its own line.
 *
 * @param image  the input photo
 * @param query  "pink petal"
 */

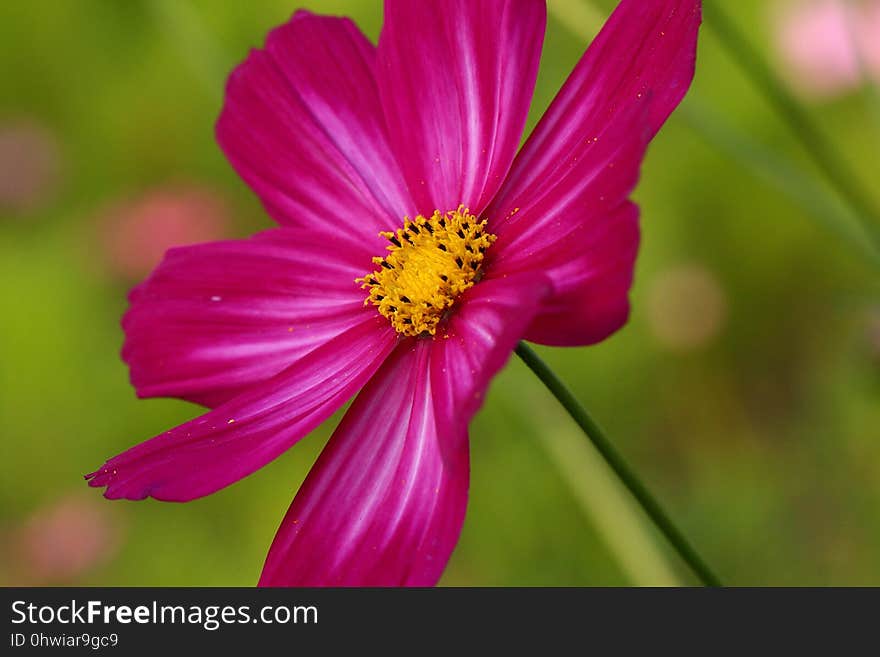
xmin=217 ymin=10 xmax=412 ymax=237
xmin=431 ymin=272 xmax=551 ymax=456
xmin=376 ymin=0 xmax=546 ymax=215
xmin=523 ymin=202 xmax=640 ymax=346
xmin=487 ymin=101 xmax=649 ymax=275
xmin=485 ymin=0 xmax=701 ymax=346
xmin=494 ymin=0 xmax=700 ymax=217
xmin=123 ymin=227 xmax=376 ymax=408
xmin=259 ymin=340 xmax=467 ymax=587
xmin=259 ymin=273 xmax=548 ymax=586
xmin=87 ymin=317 xmax=397 ymax=502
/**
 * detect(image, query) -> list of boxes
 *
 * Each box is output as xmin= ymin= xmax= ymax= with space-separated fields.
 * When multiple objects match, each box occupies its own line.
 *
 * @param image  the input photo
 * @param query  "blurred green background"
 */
xmin=1 ymin=0 xmax=878 ymax=586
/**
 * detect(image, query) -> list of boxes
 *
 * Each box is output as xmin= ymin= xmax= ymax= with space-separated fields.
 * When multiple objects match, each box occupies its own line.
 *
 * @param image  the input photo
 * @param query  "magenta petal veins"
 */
xmin=89 ymin=0 xmax=702 ymax=587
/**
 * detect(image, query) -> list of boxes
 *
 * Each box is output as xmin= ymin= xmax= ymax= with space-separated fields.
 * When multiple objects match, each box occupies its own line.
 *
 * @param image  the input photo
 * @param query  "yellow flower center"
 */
xmin=356 ymin=206 xmax=496 ymax=337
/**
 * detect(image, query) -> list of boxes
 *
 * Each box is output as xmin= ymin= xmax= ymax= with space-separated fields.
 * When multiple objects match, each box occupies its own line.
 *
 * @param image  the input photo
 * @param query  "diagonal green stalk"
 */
xmin=703 ymin=2 xmax=880 ymax=251
xmin=515 ymin=342 xmax=723 ymax=587
xmin=523 ymin=402 xmax=684 ymax=586
xmin=680 ymin=97 xmax=880 ymax=267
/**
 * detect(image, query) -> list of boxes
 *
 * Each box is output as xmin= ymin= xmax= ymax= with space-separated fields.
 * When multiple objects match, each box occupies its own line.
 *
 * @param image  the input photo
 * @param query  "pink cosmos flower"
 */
xmin=0 ymin=117 xmax=61 ymax=214
xmin=98 ymin=184 xmax=232 ymax=280
xmin=7 ymin=494 xmax=122 ymax=585
xmin=87 ymin=0 xmax=701 ymax=586
xmin=772 ymin=0 xmax=880 ymax=99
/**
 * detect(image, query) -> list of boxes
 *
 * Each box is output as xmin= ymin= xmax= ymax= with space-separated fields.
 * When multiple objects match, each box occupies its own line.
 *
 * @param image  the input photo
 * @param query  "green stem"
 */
xmin=704 ymin=1 xmax=880 ymax=251
xmin=527 ymin=404 xmax=684 ymax=586
xmin=515 ymin=341 xmax=723 ymax=587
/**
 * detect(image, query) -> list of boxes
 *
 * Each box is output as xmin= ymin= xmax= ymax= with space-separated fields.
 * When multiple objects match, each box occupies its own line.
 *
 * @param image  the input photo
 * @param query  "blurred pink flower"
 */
xmin=9 ymin=493 xmax=122 ymax=585
xmin=0 ymin=118 xmax=61 ymax=213
xmin=862 ymin=2 xmax=880 ymax=73
xmin=772 ymin=0 xmax=880 ymax=99
xmin=646 ymin=264 xmax=727 ymax=351
xmin=99 ymin=185 xmax=232 ymax=280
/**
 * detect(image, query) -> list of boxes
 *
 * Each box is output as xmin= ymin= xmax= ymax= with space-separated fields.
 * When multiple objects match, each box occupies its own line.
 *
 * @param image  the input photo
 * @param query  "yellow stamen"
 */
xmin=356 ymin=206 xmax=496 ymax=337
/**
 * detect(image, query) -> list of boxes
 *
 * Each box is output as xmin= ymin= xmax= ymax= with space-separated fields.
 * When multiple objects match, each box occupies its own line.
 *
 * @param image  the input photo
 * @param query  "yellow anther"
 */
xmin=356 ymin=206 xmax=496 ymax=337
